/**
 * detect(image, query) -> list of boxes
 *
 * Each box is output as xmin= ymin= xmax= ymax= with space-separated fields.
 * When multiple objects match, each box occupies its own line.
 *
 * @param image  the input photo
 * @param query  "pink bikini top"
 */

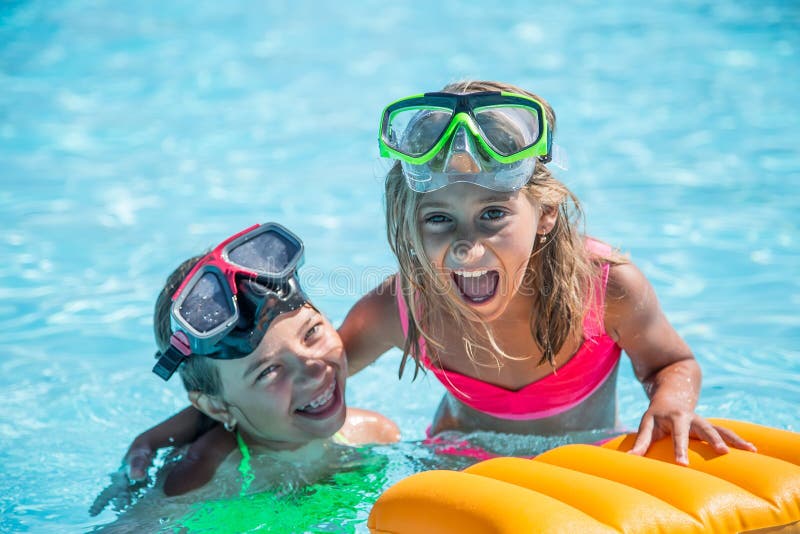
xmin=395 ymin=239 xmax=622 ymax=421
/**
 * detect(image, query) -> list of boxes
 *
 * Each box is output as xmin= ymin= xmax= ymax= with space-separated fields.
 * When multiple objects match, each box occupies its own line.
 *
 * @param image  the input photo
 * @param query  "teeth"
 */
xmin=303 ymin=381 xmax=335 ymax=410
xmin=454 ymin=269 xmax=488 ymax=278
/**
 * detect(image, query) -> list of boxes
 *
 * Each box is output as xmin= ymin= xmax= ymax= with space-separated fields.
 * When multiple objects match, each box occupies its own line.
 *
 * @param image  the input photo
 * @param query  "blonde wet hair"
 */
xmin=385 ymin=80 xmax=623 ymax=378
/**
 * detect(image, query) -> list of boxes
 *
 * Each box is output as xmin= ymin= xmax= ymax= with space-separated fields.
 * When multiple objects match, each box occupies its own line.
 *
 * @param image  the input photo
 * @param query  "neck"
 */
xmin=487 ymin=288 xmax=537 ymax=333
xmin=237 ymin=430 xmax=330 ymax=457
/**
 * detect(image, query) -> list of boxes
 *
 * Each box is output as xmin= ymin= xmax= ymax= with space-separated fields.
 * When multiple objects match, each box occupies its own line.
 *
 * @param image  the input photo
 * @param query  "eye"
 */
xmin=481 ymin=208 xmax=507 ymax=221
xmin=423 ymin=213 xmax=452 ymax=225
xmin=256 ymin=364 xmax=280 ymax=383
xmin=304 ymin=322 xmax=323 ymax=343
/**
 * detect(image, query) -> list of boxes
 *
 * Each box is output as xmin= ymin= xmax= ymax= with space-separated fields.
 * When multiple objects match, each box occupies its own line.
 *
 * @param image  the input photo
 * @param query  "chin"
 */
xmin=469 ymin=299 xmax=511 ymax=324
xmin=316 ymin=408 xmax=347 ymax=441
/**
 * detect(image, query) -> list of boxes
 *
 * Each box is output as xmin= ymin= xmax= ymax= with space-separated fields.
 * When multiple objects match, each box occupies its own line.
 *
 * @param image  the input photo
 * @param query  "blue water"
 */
xmin=1 ymin=0 xmax=798 ymax=531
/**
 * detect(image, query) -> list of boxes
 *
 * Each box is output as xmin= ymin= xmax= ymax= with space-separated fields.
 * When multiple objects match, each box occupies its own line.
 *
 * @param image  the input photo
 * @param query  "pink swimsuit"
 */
xmin=396 ymin=240 xmax=622 ymax=421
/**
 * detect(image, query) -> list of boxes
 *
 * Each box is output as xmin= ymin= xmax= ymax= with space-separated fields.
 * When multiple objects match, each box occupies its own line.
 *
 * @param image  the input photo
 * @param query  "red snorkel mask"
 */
xmin=153 ymin=222 xmax=307 ymax=381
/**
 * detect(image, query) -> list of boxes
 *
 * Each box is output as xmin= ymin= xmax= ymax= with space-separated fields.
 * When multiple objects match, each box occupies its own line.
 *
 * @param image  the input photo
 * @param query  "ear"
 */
xmin=188 ymin=391 xmax=232 ymax=426
xmin=537 ymin=205 xmax=558 ymax=235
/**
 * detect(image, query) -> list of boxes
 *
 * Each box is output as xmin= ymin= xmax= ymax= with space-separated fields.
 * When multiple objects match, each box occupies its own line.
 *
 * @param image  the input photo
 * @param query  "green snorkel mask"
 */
xmin=379 ymin=91 xmax=557 ymax=192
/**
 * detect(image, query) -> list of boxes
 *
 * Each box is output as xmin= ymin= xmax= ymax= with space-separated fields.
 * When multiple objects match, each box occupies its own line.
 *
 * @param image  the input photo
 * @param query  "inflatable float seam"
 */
xmin=368 ymin=420 xmax=800 ymax=533
xmin=535 ymin=445 xmax=785 ymax=531
xmin=466 ymin=457 xmax=705 ymax=533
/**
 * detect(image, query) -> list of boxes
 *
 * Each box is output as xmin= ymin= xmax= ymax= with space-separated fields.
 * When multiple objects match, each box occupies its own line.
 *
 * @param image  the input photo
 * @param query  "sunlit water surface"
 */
xmin=1 ymin=0 xmax=798 ymax=532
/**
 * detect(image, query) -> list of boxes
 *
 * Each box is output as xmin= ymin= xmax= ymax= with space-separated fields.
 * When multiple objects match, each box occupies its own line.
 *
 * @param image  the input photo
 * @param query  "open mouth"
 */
xmin=295 ymin=380 xmax=341 ymax=419
xmin=452 ymin=269 xmax=500 ymax=304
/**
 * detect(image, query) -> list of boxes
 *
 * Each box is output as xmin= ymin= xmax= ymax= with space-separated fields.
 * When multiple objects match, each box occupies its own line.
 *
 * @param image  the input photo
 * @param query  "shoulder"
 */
xmin=603 ymin=261 xmax=661 ymax=338
xmin=606 ymin=261 xmax=650 ymax=300
xmin=604 ymin=258 xmax=681 ymax=344
xmin=338 ymin=406 xmax=401 ymax=445
xmin=603 ymin=258 xmax=694 ymax=378
xmin=162 ymin=425 xmax=236 ymax=497
xmin=585 ymin=236 xmax=628 ymax=265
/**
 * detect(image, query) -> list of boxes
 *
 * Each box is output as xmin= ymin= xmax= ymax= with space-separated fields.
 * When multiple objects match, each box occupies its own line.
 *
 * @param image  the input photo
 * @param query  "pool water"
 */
xmin=1 ymin=0 xmax=798 ymax=532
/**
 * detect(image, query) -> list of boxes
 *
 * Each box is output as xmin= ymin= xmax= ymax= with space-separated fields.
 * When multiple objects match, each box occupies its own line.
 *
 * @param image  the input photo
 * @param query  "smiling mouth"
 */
xmin=452 ymin=269 xmax=500 ymax=304
xmin=295 ymin=381 xmax=340 ymax=418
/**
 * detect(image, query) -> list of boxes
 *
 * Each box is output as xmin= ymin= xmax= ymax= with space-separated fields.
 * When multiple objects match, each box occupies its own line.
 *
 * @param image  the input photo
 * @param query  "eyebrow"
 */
xmin=418 ymin=200 xmax=450 ymax=210
xmin=479 ymin=193 xmax=514 ymax=203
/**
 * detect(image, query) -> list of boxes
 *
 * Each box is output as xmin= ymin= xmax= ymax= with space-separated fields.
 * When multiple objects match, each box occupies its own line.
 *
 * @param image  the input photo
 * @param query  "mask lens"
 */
xmin=473 ymin=106 xmax=540 ymax=156
xmin=227 ymin=229 xmax=300 ymax=275
xmin=178 ymin=271 xmax=234 ymax=333
xmin=386 ymin=107 xmax=453 ymax=157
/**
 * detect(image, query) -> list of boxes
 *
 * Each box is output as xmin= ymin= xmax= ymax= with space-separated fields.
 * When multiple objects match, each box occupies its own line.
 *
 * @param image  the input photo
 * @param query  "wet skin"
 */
xmin=210 ymin=305 xmax=348 ymax=450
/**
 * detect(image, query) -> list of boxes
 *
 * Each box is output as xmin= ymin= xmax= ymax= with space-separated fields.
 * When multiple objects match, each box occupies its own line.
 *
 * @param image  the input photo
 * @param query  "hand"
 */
xmin=88 ymin=467 xmax=149 ymax=517
xmin=630 ymin=408 xmax=757 ymax=465
xmin=88 ymin=439 xmax=155 ymax=516
xmin=123 ymin=441 xmax=155 ymax=482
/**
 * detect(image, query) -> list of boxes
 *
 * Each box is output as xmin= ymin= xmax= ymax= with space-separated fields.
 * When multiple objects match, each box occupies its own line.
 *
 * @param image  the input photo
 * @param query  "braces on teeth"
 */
xmin=303 ymin=382 xmax=335 ymax=410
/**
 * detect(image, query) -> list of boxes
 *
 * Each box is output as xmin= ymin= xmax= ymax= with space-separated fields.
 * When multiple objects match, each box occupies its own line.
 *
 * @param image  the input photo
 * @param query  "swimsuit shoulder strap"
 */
xmin=394 ymin=275 xmax=433 ymax=368
xmin=235 ymin=431 xmax=255 ymax=496
xmin=583 ymin=238 xmax=613 ymax=338
xmin=332 ymin=431 xmax=353 ymax=446
xmin=394 ymin=275 xmax=410 ymax=339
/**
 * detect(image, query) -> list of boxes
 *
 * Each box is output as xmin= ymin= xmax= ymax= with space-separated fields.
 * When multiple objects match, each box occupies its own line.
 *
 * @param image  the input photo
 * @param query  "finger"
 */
xmin=714 ymin=425 xmax=757 ymax=453
xmin=89 ymin=486 xmax=114 ymax=517
xmin=125 ymin=460 xmax=145 ymax=482
xmin=126 ymin=452 xmax=153 ymax=482
xmin=89 ymin=473 xmax=128 ymax=517
xmin=692 ymin=420 xmax=729 ymax=455
xmin=118 ymin=490 xmax=132 ymax=511
xmin=629 ymin=415 xmax=655 ymax=456
xmin=672 ymin=416 xmax=691 ymax=466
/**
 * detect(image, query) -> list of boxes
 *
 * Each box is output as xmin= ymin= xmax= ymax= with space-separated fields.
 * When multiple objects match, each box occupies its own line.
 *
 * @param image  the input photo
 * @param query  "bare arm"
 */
xmin=338 ymin=276 xmax=405 ymax=376
xmin=162 ymin=425 xmax=235 ymax=496
xmin=605 ymin=262 xmax=755 ymax=464
xmin=124 ymin=406 xmax=216 ymax=481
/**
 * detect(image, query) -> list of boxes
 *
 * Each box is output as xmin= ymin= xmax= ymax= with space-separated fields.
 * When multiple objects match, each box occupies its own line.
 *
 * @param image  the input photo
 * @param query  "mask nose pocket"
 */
xmin=443 ymin=127 xmax=482 ymax=174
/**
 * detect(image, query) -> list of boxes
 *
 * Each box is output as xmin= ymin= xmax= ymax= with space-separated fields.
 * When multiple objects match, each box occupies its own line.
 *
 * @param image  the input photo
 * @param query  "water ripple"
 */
xmin=1 ymin=0 xmax=798 ymax=531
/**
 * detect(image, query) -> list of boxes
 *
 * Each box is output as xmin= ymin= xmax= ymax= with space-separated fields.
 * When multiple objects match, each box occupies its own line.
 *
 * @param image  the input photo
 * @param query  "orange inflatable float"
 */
xmin=368 ymin=419 xmax=800 ymax=533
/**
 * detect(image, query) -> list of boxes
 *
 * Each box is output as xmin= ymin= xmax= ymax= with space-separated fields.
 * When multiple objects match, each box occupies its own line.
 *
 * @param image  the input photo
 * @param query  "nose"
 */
xmin=299 ymin=352 xmax=327 ymax=375
xmin=291 ymin=345 xmax=330 ymax=382
xmin=448 ymin=237 xmax=485 ymax=265
xmin=443 ymin=127 xmax=481 ymax=174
